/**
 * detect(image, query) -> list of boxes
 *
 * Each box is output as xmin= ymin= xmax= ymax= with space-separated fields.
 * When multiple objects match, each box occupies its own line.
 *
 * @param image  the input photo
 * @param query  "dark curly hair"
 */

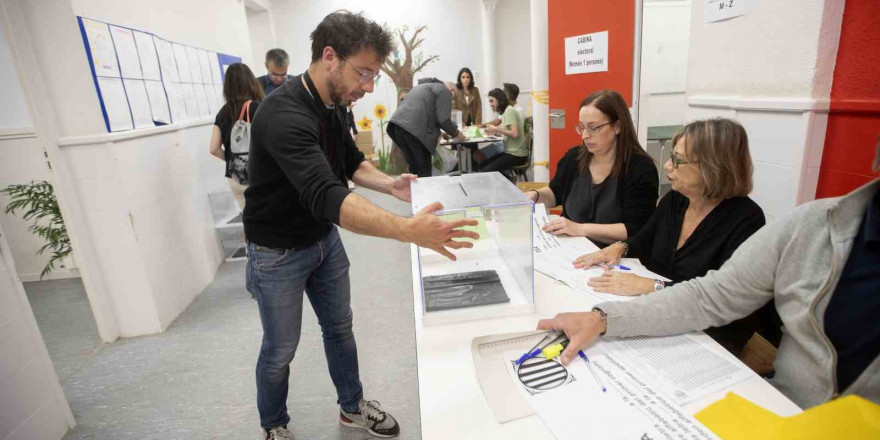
xmin=310 ymin=10 xmax=394 ymax=62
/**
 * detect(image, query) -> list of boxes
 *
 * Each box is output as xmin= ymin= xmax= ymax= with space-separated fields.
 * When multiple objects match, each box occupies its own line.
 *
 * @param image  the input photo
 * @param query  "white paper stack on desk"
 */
xmin=531 ymin=203 xmax=670 ymax=303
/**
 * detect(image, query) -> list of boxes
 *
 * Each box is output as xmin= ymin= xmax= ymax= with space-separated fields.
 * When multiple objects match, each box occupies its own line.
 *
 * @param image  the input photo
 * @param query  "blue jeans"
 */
xmin=246 ymin=227 xmax=363 ymax=429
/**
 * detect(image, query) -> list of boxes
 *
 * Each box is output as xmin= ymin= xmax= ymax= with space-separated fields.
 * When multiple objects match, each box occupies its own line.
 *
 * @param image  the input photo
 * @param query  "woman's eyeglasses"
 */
xmin=574 ymin=122 xmax=610 ymax=136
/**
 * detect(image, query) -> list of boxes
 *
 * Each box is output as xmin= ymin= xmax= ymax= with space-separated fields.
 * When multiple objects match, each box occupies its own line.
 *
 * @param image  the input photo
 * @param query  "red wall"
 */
xmin=547 ymin=0 xmax=634 ymax=177
xmin=815 ymin=0 xmax=880 ymax=198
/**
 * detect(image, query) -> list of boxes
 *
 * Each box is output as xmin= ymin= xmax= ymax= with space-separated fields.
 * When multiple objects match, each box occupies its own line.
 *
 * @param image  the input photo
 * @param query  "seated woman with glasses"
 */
xmin=572 ymin=118 xmax=779 ymax=355
xmin=526 ymin=90 xmax=658 ymax=246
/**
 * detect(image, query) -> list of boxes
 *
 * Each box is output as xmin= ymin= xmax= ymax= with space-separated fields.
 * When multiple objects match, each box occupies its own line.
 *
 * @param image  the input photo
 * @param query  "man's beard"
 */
xmin=326 ymin=69 xmax=348 ymax=107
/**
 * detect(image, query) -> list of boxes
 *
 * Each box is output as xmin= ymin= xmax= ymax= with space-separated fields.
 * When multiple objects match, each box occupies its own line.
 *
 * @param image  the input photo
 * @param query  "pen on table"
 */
xmin=578 ymin=350 xmax=607 ymax=393
xmin=600 ymin=263 xmax=631 ymax=271
xmin=515 ymin=331 xmax=559 ymax=365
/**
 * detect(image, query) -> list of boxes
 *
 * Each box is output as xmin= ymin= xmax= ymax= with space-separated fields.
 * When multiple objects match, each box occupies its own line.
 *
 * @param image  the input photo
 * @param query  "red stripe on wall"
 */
xmin=815 ymin=0 xmax=880 ymax=198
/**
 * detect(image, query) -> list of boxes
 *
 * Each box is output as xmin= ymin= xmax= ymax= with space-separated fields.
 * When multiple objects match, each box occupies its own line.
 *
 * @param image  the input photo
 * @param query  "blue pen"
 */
xmin=515 ymin=331 xmax=561 ymax=365
xmin=578 ymin=350 xmax=607 ymax=393
xmin=514 ymin=348 xmax=542 ymax=365
xmin=613 ymin=264 xmax=631 ymax=271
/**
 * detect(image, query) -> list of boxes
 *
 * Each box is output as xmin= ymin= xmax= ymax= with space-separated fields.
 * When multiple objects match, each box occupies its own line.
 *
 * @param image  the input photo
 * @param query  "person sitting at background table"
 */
xmin=483 ymin=83 xmax=523 ymax=127
xmin=573 ymin=118 xmax=779 ymax=355
xmin=526 ymin=89 xmax=658 ymax=246
xmin=478 ymin=88 xmax=528 ymax=179
xmin=452 ymin=67 xmax=481 ymax=127
xmin=537 ymin=136 xmax=880 ymax=409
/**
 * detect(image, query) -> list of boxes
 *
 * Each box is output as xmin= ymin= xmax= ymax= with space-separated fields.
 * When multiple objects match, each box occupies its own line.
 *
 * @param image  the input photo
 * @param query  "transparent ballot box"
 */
xmin=411 ymin=172 xmax=534 ymax=326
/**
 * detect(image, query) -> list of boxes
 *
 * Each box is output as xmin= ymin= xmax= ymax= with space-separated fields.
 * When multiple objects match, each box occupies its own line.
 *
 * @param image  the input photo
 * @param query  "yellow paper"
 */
xmin=695 ymin=393 xmax=880 ymax=440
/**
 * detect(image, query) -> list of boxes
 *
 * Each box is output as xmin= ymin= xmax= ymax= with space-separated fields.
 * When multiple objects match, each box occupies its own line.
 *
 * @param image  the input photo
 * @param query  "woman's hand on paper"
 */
xmin=588 ymin=271 xmax=654 ymax=296
xmin=573 ymin=242 xmax=626 ymax=269
xmin=537 ymin=311 xmax=606 ymax=366
xmin=542 ymin=217 xmax=584 ymax=237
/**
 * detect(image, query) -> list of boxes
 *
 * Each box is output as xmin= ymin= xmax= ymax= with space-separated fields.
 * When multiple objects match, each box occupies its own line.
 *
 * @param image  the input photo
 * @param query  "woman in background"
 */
xmin=479 ymin=88 xmax=527 ymax=178
xmin=452 ymin=67 xmax=481 ymax=127
xmin=209 ymin=63 xmax=264 ymax=210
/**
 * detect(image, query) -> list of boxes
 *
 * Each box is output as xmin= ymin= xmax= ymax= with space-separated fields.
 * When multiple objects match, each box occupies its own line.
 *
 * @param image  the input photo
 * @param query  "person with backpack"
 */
xmin=209 ymin=63 xmax=265 ymax=210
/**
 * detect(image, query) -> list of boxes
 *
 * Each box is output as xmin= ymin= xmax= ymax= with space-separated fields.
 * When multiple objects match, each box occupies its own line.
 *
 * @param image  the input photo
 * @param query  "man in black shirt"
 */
xmin=244 ymin=11 xmax=478 ymax=440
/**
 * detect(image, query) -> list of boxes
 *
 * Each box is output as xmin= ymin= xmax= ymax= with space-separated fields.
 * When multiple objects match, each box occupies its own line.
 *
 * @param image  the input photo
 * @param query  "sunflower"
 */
xmin=357 ymin=116 xmax=373 ymax=131
xmin=374 ymin=104 xmax=388 ymax=120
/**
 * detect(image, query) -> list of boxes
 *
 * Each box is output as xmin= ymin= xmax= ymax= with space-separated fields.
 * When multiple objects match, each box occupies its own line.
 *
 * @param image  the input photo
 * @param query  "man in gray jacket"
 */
xmin=388 ymin=78 xmax=465 ymax=177
xmin=539 ymin=139 xmax=880 ymax=409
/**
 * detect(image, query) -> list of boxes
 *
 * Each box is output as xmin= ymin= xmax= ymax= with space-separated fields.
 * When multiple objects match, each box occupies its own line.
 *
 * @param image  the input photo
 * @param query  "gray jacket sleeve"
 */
xmin=599 ymin=213 xmax=785 ymax=337
xmin=435 ymin=88 xmax=460 ymax=137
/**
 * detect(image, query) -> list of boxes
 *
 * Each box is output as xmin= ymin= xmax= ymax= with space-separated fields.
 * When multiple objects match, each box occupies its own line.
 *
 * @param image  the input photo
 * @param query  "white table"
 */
xmin=410 ymin=245 xmax=803 ymax=440
xmin=439 ymin=136 xmax=502 ymax=174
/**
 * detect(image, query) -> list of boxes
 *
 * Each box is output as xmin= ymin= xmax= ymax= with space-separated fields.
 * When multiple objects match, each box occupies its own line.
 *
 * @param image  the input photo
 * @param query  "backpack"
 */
xmin=229 ymin=100 xmax=253 ymax=184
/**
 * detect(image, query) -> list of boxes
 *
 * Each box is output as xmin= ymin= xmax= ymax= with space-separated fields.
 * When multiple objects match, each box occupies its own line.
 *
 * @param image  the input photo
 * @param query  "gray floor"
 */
xmin=25 ymin=189 xmax=421 ymax=440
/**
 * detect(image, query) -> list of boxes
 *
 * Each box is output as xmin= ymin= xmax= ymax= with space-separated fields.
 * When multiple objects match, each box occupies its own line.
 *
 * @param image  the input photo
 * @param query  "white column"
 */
xmin=481 ymin=0 xmax=498 ymax=101
xmin=530 ymin=0 xmax=550 ymax=182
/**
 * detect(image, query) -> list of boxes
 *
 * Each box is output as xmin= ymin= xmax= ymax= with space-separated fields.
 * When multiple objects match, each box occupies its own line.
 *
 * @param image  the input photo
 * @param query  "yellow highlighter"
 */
xmin=541 ymin=339 xmax=570 ymax=360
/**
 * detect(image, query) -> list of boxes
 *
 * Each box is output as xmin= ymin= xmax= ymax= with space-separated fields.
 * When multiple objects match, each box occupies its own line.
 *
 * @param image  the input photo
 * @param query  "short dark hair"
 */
xmin=456 ymin=67 xmax=474 ymax=91
xmin=503 ymin=83 xmax=519 ymax=102
xmin=265 ymin=48 xmax=289 ymax=67
xmin=488 ymin=88 xmax=509 ymax=115
xmin=310 ymin=10 xmax=394 ymax=63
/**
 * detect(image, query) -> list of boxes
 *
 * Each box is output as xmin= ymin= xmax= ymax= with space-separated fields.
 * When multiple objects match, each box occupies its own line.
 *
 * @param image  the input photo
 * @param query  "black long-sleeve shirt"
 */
xmin=548 ymin=146 xmax=659 ymax=240
xmin=243 ymin=72 xmax=365 ymax=249
xmin=626 ymin=191 xmax=766 ymax=285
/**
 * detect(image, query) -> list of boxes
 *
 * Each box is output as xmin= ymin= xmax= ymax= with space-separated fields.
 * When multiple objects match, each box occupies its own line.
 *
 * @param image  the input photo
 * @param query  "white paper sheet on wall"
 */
xmin=208 ymin=52 xmax=222 ymax=84
xmin=186 ymin=46 xmax=203 ymax=84
xmin=193 ymin=83 xmax=210 ymax=118
xmin=154 ymin=38 xmax=179 ymax=83
xmin=133 ymin=31 xmax=161 ymax=81
xmin=109 ymin=25 xmax=142 ymax=79
xmin=197 ymin=49 xmax=213 ymax=85
xmin=204 ymin=86 xmax=219 ymax=114
xmin=181 ymin=83 xmax=199 ymax=119
xmin=81 ymin=18 xmax=120 ymax=77
xmin=123 ymin=79 xmax=155 ymax=129
xmin=214 ymin=84 xmax=224 ymax=107
xmin=164 ymin=81 xmax=187 ymax=123
xmin=96 ymin=77 xmax=132 ymax=131
xmin=143 ymin=80 xmax=171 ymax=124
xmin=172 ymin=43 xmax=192 ymax=83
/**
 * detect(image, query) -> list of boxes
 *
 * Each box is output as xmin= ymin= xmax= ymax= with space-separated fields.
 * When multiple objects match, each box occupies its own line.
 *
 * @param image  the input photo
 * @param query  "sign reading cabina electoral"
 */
xmin=564 ymin=30 xmax=608 ymax=75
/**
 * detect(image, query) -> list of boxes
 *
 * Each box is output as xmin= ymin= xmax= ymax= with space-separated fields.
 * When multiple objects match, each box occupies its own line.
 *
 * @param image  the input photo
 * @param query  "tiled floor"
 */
xmin=25 ymin=189 xmax=421 ymax=440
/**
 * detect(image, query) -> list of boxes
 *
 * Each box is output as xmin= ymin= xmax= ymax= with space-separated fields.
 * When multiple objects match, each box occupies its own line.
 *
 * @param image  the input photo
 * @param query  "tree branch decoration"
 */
xmin=380 ymin=24 xmax=439 ymax=95
xmin=2 ymin=181 xmax=72 ymax=279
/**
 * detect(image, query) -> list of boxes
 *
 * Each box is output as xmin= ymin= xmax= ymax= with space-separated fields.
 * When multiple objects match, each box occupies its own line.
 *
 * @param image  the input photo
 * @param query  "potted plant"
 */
xmin=1 ymin=181 xmax=72 ymax=279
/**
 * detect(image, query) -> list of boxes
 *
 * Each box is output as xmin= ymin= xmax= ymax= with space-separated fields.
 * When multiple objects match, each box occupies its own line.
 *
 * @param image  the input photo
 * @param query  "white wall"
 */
xmin=495 ymin=0 xmax=533 ymax=109
xmin=4 ymin=0 xmax=252 ymax=339
xmin=270 ymin=0 xmax=532 ymax=143
xmin=0 ymin=223 xmax=73 ymax=440
xmin=247 ymin=7 xmax=276 ymax=71
xmin=0 ymin=14 xmax=79 ymax=282
xmin=639 ymin=0 xmax=691 ymax=129
xmin=684 ymin=0 xmax=844 ymax=220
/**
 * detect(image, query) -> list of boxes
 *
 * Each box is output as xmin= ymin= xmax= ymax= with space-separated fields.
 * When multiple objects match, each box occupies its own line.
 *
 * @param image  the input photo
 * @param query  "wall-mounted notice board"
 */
xmin=77 ymin=16 xmax=242 ymax=133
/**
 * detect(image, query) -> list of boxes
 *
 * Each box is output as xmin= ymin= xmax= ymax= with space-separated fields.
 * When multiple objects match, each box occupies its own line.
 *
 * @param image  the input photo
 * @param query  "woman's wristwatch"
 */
xmin=653 ymin=279 xmax=665 ymax=292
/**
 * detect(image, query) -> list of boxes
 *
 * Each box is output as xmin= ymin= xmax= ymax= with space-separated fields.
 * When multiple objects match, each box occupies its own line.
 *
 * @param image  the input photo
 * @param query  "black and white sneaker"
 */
xmin=263 ymin=425 xmax=294 ymax=440
xmin=339 ymin=399 xmax=400 ymax=438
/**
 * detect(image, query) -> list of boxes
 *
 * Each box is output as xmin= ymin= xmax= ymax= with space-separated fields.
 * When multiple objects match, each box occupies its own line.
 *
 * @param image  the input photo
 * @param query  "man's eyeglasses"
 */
xmin=349 ymin=62 xmax=381 ymax=85
xmin=575 ymin=121 xmax=610 ymax=136
xmin=268 ymin=72 xmax=288 ymax=78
